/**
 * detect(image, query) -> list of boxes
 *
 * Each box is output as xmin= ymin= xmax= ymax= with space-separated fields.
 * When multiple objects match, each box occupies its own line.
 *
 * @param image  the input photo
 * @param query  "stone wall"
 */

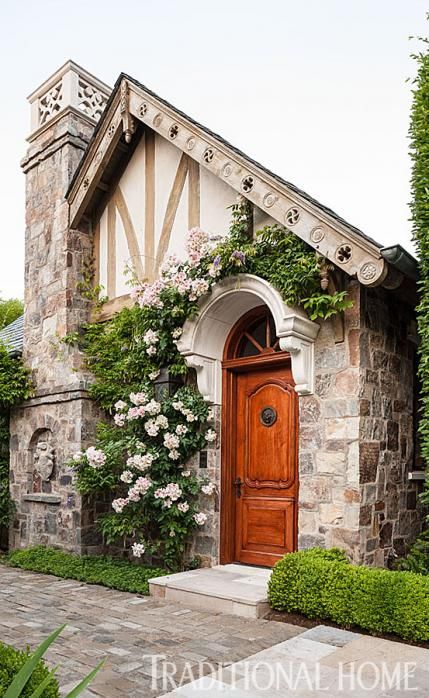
xmin=297 ymin=280 xmax=362 ymax=561
xmin=358 ymin=286 xmax=424 ymax=565
xmin=9 ymin=108 xmax=103 ymax=553
xmin=9 ymin=391 xmax=103 ymax=553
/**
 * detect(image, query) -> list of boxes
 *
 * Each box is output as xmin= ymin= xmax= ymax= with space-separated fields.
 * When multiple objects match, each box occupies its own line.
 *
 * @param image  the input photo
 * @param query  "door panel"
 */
xmin=234 ymin=363 xmax=298 ymax=566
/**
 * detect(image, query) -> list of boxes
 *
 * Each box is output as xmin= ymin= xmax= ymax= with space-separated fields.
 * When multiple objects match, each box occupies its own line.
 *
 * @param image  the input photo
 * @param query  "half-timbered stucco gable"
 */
xmin=66 ymin=74 xmax=405 ymax=319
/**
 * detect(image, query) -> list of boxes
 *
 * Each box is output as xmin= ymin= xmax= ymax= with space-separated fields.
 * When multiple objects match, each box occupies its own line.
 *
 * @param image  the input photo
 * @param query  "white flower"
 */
xmin=132 ymin=542 xmax=145 ymax=558
xmin=114 ymin=413 xmax=126 ymax=427
xmin=169 ymin=530 xmax=176 ymax=537
xmin=189 ymin=278 xmax=209 ymax=301
xmin=127 ymin=453 xmax=154 ymax=471
xmin=172 ymin=327 xmax=183 ymax=339
xmin=72 ymin=451 xmax=83 ymax=462
xmin=112 ymin=497 xmax=128 ymax=513
xmin=114 ymin=400 xmax=127 ymax=412
xmin=145 ymin=419 xmax=160 ymax=437
xmin=185 ymin=411 xmax=197 ymax=423
xmin=205 ymin=429 xmax=217 ymax=443
xmin=149 ymin=370 xmax=160 ymax=381
xmin=175 ymin=424 xmax=188 ymax=436
xmin=86 ymin=446 xmax=106 ymax=468
xmin=202 ymin=482 xmax=216 ymax=495
xmin=154 ymin=483 xmax=182 ymax=501
xmin=193 ymin=512 xmax=208 ymax=526
xmin=178 ymin=501 xmax=189 ymax=513
xmin=128 ymin=487 xmax=141 ymax=502
xmin=133 ymin=476 xmax=151 ymax=495
xmin=120 ymin=470 xmax=134 ymax=484
xmin=129 ymin=391 xmax=147 ymax=406
xmin=163 ymin=432 xmax=180 ymax=450
xmin=146 ymin=345 xmax=157 ymax=356
xmin=143 ymin=329 xmax=159 ymax=345
xmin=182 ymin=470 xmax=191 ymax=478
xmin=168 ymin=449 xmax=180 ymax=460
xmin=172 ymin=400 xmax=184 ymax=411
xmin=145 ymin=399 xmax=161 ymax=416
xmin=155 ymin=414 xmax=169 ymax=429
xmin=127 ymin=406 xmax=145 ymax=420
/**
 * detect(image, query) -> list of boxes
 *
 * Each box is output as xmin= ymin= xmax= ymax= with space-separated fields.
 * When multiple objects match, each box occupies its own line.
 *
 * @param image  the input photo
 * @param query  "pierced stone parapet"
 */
xmin=28 ymin=60 xmax=111 ymax=140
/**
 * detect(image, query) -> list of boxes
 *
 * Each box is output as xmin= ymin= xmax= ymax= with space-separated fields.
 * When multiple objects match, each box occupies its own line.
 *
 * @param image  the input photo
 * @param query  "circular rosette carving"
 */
xmin=357 ymin=261 xmax=384 ymax=285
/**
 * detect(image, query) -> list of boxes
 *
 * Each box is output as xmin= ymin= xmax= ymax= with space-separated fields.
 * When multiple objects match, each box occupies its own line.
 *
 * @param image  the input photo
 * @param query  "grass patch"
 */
xmin=5 ymin=546 xmax=167 ymax=595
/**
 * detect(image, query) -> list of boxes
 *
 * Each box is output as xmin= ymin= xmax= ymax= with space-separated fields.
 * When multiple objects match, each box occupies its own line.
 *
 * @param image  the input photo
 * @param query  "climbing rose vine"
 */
xmin=72 ymin=385 xmax=215 ymax=570
xmin=68 ymin=199 xmax=352 ymax=569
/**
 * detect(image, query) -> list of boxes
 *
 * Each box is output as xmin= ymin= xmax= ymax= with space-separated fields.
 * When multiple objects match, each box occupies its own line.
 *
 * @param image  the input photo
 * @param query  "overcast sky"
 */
xmin=0 ymin=0 xmax=427 ymax=299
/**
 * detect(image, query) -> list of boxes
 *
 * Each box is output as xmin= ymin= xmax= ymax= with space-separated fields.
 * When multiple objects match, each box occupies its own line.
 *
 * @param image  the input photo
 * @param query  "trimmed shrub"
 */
xmin=268 ymin=548 xmax=429 ymax=642
xmin=0 ymin=642 xmax=59 ymax=697
xmin=6 ymin=546 xmax=167 ymax=595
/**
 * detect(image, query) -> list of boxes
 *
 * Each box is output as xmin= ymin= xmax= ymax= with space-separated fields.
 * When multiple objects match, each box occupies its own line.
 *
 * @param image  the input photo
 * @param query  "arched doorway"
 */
xmin=221 ymin=306 xmax=298 ymax=567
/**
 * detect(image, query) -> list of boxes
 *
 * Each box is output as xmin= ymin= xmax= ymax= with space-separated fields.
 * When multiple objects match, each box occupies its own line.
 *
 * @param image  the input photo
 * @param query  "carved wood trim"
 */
xmin=188 ymin=158 xmax=200 ymax=229
xmin=94 ymin=293 xmax=134 ymax=322
xmin=145 ymin=129 xmax=155 ymax=281
xmin=68 ymin=79 xmax=389 ymax=287
xmin=107 ymin=200 xmax=116 ymax=298
xmin=155 ymin=152 xmax=189 ymax=273
xmin=114 ymin=186 xmax=144 ymax=280
xmin=93 ymin=220 xmax=100 ymax=287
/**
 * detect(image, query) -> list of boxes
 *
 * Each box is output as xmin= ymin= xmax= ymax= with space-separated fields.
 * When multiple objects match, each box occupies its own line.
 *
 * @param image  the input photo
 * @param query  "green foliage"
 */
xmin=72 ymin=386 xmax=211 ymax=570
xmin=0 ymin=344 xmax=31 ymax=536
xmin=0 ymin=344 xmax=31 ymax=409
xmin=0 ymin=624 xmax=103 ymax=698
xmin=0 ymin=642 xmax=59 ymax=698
xmin=268 ymin=548 xmax=429 ymax=642
xmin=396 ymin=528 xmax=429 ymax=574
xmin=6 ymin=546 xmax=167 ymax=595
xmin=64 ymin=203 xmax=352 ymax=569
xmin=404 ymin=33 xmax=429 ymax=568
xmin=0 ymin=298 xmax=23 ymax=331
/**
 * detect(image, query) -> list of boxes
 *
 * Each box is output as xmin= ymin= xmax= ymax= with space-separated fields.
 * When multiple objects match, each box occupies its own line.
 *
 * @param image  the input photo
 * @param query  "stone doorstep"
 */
xmin=148 ymin=565 xmax=271 ymax=619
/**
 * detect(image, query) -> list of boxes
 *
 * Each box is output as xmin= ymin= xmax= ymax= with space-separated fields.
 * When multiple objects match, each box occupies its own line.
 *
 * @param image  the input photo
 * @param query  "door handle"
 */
xmin=233 ymin=477 xmax=243 ymax=498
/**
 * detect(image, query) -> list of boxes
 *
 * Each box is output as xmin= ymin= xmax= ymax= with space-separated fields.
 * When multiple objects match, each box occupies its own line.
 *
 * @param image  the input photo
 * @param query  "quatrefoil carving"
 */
xmin=336 ymin=244 xmax=353 ymax=263
xmin=138 ymin=103 xmax=148 ymax=118
xmin=169 ymin=124 xmax=179 ymax=139
xmin=203 ymin=148 xmax=215 ymax=164
xmin=285 ymin=207 xmax=300 ymax=226
xmin=241 ymin=176 xmax=254 ymax=193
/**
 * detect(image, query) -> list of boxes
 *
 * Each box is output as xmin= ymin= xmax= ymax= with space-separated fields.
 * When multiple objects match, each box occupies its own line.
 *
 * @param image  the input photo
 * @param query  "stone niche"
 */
xmin=29 ymin=428 xmax=55 ymax=495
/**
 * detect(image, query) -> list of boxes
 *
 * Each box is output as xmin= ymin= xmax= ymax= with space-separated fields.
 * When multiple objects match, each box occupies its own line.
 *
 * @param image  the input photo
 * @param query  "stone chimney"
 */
xmin=22 ymin=61 xmax=111 ymax=385
xmin=9 ymin=62 xmax=111 ymax=553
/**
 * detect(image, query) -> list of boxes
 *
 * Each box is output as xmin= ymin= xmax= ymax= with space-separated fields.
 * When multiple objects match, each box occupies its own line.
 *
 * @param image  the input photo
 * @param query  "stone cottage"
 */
xmin=2 ymin=60 xmax=425 ymax=568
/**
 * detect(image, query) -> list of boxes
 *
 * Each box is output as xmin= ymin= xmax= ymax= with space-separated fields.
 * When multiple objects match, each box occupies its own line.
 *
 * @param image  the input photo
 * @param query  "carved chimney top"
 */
xmin=27 ymin=60 xmax=111 ymax=141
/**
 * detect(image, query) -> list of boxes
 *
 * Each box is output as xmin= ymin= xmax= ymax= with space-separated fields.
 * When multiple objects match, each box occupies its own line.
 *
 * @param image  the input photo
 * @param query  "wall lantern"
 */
xmin=153 ymin=368 xmax=183 ymax=400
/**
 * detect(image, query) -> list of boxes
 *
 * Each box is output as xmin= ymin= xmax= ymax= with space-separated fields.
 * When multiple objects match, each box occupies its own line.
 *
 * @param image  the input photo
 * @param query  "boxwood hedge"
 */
xmin=268 ymin=548 xmax=429 ymax=642
xmin=6 ymin=546 xmax=167 ymax=595
xmin=0 ymin=642 xmax=59 ymax=697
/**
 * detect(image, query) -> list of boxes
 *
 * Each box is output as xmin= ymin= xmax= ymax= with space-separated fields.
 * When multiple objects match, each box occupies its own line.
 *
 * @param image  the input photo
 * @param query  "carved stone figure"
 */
xmin=33 ymin=433 xmax=55 ymax=482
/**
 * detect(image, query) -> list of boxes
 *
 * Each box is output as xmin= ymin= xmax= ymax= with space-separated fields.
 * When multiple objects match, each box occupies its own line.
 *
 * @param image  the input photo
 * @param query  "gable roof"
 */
xmin=0 ymin=314 xmax=24 ymax=356
xmin=66 ymin=72 xmax=414 ymax=288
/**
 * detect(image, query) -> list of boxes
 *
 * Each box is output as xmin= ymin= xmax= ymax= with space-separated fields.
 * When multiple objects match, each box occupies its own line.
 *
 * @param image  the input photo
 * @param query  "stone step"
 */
xmin=148 ymin=564 xmax=271 ymax=619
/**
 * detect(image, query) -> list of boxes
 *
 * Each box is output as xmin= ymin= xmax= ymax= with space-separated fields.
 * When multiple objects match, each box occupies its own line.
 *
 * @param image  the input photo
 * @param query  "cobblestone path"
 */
xmin=0 ymin=566 xmax=302 ymax=696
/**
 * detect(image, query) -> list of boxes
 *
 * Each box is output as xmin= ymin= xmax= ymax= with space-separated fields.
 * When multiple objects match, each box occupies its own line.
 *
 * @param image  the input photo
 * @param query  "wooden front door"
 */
xmin=221 ymin=307 xmax=298 ymax=567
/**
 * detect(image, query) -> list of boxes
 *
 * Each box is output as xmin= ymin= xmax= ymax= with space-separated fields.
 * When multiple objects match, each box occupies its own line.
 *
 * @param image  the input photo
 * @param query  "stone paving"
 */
xmin=2 ymin=566 xmax=429 ymax=697
xmin=0 ymin=567 xmax=302 ymax=696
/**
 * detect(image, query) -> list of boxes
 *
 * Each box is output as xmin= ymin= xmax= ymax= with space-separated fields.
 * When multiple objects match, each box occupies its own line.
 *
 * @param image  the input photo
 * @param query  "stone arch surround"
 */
xmin=177 ymin=274 xmax=320 ymax=404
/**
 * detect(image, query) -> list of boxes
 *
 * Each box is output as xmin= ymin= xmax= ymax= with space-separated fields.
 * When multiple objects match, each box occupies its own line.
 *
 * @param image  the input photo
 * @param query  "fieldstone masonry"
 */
xmin=186 ymin=279 xmax=424 ymax=567
xmin=9 ymin=67 xmax=106 ymax=553
xmin=358 ymin=286 xmax=424 ymax=565
xmin=8 ymin=62 xmax=425 ymax=567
